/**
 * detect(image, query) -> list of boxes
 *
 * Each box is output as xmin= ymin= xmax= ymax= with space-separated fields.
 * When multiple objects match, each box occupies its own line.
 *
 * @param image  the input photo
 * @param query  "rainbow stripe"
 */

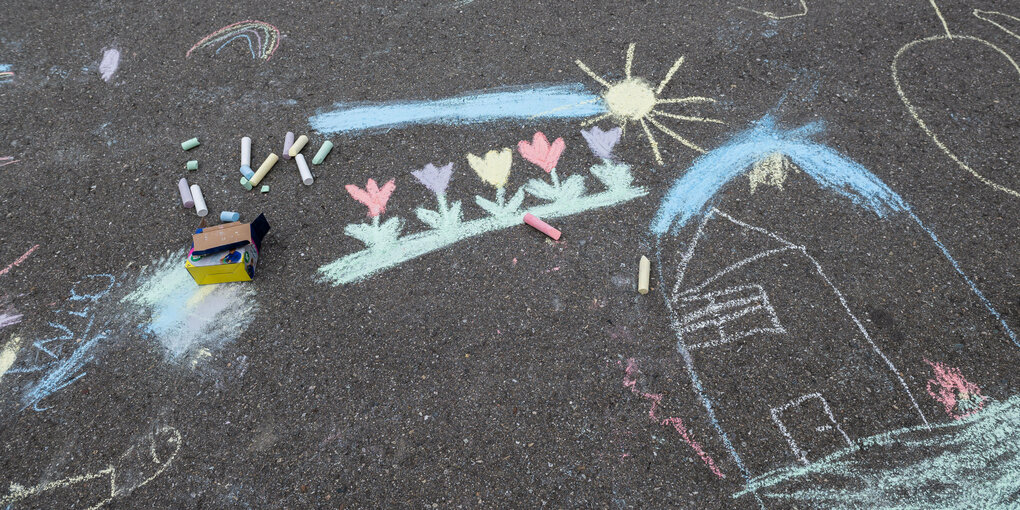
xmin=0 ymin=64 xmax=13 ymax=83
xmin=186 ymin=20 xmax=281 ymax=62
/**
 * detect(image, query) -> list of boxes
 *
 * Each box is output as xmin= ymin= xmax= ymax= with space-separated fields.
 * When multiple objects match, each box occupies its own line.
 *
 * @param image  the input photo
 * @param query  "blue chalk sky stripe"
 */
xmin=308 ymin=83 xmax=606 ymax=135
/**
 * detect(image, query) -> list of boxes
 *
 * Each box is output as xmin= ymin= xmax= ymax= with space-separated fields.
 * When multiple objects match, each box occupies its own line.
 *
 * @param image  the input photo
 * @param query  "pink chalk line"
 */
xmin=0 ymin=244 xmax=39 ymax=277
xmin=0 ymin=156 xmax=18 ymax=168
xmin=621 ymin=358 xmax=725 ymax=479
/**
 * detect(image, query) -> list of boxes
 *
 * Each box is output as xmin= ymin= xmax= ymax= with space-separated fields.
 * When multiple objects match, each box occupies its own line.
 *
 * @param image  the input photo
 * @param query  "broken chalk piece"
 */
xmin=288 ymin=134 xmax=308 ymax=157
xmin=249 ymin=153 xmax=279 ymax=186
xmin=282 ymin=132 xmax=295 ymax=160
xmin=220 ymin=211 xmax=240 ymax=222
xmin=312 ymin=141 xmax=333 ymax=165
xmin=239 ymin=165 xmax=254 ymax=180
xmin=190 ymin=184 xmax=208 ymax=217
xmin=260 ymin=185 xmax=270 ymax=193
xmin=178 ymin=178 xmax=194 ymax=208
xmin=240 ymin=176 xmax=253 ymax=191
xmin=181 ymin=137 xmax=200 ymax=151
xmin=638 ymin=255 xmax=650 ymax=294
xmin=523 ymin=213 xmax=561 ymax=240
xmin=295 ymin=154 xmax=313 ymax=185
xmin=241 ymin=136 xmax=251 ymax=167
xmin=186 ymin=160 xmax=198 ymax=171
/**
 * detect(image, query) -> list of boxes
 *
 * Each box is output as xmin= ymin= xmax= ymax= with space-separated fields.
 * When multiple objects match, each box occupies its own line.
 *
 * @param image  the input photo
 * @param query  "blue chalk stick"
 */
xmin=220 ymin=211 xmax=240 ymax=222
xmin=240 ymin=165 xmax=255 ymax=179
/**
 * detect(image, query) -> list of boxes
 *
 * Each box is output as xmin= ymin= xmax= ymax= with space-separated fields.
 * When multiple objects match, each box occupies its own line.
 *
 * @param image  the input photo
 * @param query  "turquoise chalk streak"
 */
xmin=308 ymin=83 xmax=606 ymax=135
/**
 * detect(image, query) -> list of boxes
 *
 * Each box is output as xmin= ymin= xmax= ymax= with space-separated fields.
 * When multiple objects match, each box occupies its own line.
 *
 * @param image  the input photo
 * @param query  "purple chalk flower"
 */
xmin=581 ymin=126 xmax=622 ymax=160
xmin=412 ymin=163 xmax=454 ymax=195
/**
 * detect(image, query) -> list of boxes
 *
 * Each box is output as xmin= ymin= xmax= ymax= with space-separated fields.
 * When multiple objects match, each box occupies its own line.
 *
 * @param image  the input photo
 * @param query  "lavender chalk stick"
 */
xmin=282 ymin=132 xmax=294 ymax=160
xmin=178 ymin=178 xmax=194 ymax=208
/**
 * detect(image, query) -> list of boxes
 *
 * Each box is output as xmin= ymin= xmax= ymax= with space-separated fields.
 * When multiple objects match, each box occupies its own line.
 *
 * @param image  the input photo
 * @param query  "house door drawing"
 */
xmin=770 ymin=393 xmax=853 ymax=465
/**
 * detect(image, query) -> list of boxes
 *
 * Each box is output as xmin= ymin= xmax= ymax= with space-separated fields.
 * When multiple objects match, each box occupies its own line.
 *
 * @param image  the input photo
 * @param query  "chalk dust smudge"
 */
xmin=121 ymin=250 xmax=257 ymax=360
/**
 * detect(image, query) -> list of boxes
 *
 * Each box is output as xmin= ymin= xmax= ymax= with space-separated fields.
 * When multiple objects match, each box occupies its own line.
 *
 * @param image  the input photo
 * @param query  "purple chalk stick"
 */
xmin=178 ymin=177 xmax=194 ymax=208
xmin=283 ymin=131 xmax=294 ymax=160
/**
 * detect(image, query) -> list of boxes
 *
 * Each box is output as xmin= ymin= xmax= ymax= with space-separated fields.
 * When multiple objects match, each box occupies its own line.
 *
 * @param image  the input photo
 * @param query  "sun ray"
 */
xmin=640 ymin=118 xmax=664 ymax=165
xmin=574 ymin=59 xmax=611 ymax=88
xmin=655 ymin=56 xmax=685 ymax=94
xmin=647 ymin=116 xmax=707 ymax=153
xmin=657 ymin=96 xmax=717 ymax=104
xmin=581 ymin=113 xmax=612 ymax=126
xmin=625 ymin=43 xmax=636 ymax=79
xmin=651 ymin=110 xmax=725 ymax=124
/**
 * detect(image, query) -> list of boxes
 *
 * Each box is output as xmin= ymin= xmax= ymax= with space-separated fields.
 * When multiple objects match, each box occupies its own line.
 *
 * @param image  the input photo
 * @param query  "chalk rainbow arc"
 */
xmin=186 ymin=20 xmax=281 ymax=62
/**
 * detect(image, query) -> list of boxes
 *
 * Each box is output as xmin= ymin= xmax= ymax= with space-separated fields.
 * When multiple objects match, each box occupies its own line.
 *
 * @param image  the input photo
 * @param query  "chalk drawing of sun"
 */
xmin=575 ymin=43 xmax=723 ymax=165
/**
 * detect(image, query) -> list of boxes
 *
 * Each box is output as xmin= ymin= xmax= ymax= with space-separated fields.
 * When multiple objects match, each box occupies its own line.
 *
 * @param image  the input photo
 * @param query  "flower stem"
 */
xmin=496 ymin=187 xmax=506 ymax=207
xmin=437 ymin=193 xmax=448 ymax=214
xmin=372 ymin=215 xmax=380 ymax=228
xmin=551 ymin=168 xmax=560 ymax=189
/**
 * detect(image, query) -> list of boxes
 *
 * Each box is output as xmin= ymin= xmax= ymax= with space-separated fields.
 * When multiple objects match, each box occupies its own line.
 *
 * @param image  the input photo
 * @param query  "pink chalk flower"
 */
xmin=518 ymin=131 xmax=565 ymax=173
xmin=346 ymin=178 xmax=396 ymax=218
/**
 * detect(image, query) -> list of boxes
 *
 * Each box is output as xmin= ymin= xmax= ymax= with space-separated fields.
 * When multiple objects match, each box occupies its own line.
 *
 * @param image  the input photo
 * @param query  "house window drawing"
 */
xmin=677 ymin=284 xmax=786 ymax=350
xmin=770 ymin=393 xmax=853 ymax=465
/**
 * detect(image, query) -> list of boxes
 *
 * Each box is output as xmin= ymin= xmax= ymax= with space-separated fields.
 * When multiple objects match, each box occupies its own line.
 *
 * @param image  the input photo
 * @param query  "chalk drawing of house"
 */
xmin=649 ymin=113 xmax=1017 ymax=497
xmin=663 ymin=206 xmax=924 ymax=476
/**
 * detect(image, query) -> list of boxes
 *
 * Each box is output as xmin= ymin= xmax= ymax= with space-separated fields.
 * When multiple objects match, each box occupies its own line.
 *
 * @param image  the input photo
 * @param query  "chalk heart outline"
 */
xmin=518 ymin=131 xmax=565 ymax=173
xmin=892 ymin=34 xmax=1020 ymax=198
xmin=467 ymin=148 xmax=513 ymax=188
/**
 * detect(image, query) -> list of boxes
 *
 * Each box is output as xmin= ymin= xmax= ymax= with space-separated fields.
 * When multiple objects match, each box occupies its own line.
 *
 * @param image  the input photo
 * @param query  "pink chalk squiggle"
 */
xmin=621 ymin=358 xmax=725 ymax=478
xmin=924 ymin=358 xmax=986 ymax=420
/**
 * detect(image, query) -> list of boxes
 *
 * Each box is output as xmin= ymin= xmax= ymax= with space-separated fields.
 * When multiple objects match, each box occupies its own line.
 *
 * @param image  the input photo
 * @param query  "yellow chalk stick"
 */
xmin=250 ymin=153 xmax=279 ymax=186
xmin=638 ymin=255 xmax=650 ymax=294
xmin=288 ymin=135 xmax=308 ymax=157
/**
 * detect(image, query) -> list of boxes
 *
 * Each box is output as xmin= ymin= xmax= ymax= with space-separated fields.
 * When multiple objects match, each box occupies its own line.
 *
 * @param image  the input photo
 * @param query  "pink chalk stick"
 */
xmin=523 ymin=213 xmax=561 ymax=240
xmin=282 ymin=131 xmax=294 ymax=160
xmin=178 ymin=177 xmax=194 ymax=208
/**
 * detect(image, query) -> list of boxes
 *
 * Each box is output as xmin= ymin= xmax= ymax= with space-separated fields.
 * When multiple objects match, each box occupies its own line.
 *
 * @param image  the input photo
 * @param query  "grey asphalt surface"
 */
xmin=0 ymin=0 xmax=1018 ymax=508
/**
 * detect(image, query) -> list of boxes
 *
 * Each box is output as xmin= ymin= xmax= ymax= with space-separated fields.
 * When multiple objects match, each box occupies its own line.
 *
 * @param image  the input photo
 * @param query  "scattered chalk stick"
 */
xmin=181 ymin=137 xmax=200 ymax=151
xmin=249 ymin=153 xmax=279 ymax=186
xmin=239 ymin=165 xmax=254 ymax=180
xmin=178 ymin=178 xmax=194 ymax=208
xmin=638 ymin=255 xmax=650 ymax=294
xmin=190 ymin=184 xmax=208 ymax=217
xmin=186 ymin=160 xmax=198 ymax=171
xmin=240 ymin=176 xmax=253 ymax=190
xmin=295 ymin=154 xmax=313 ymax=185
xmin=260 ymin=185 xmax=270 ymax=193
xmin=523 ymin=213 xmax=561 ymax=240
xmin=241 ymin=136 xmax=251 ymax=167
xmin=312 ymin=141 xmax=333 ymax=165
xmin=220 ymin=211 xmax=240 ymax=222
xmin=282 ymin=132 xmax=294 ymax=160
xmin=288 ymin=135 xmax=308 ymax=157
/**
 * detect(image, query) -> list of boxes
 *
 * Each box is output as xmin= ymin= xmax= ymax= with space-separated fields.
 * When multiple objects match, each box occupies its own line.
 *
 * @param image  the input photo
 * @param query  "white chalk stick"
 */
xmin=241 ymin=137 xmax=251 ymax=167
xmin=190 ymin=184 xmax=208 ymax=217
xmin=296 ymin=154 xmax=313 ymax=185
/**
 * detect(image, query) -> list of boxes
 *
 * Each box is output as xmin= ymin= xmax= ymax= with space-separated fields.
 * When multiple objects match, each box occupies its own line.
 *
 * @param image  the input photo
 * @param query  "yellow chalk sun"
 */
xmin=576 ymin=43 xmax=723 ymax=165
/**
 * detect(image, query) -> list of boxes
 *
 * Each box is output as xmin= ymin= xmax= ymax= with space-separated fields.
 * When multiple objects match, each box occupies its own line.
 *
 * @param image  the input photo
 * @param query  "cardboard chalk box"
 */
xmin=185 ymin=213 xmax=270 ymax=285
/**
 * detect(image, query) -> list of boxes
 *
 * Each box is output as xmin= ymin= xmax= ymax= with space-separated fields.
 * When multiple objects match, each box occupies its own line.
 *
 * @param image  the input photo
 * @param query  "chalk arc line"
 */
xmin=891 ymin=34 xmax=1020 ymax=198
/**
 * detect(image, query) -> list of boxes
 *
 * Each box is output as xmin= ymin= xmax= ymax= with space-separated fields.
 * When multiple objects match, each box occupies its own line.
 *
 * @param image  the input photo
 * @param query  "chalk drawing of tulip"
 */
xmin=412 ymin=163 xmax=462 ymax=232
xmin=924 ymin=358 xmax=987 ymax=420
xmin=581 ymin=126 xmax=622 ymax=160
xmin=469 ymin=148 xmax=526 ymax=218
xmin=519 ymin=131 xmax=586 ymax=202
xmin=344 ymin=178 xmax=403 ymax=248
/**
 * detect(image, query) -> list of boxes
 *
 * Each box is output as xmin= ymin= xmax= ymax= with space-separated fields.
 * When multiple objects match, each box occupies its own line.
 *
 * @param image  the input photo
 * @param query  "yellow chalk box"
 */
xmin=185 ymin=214 xmax=270 ymax=285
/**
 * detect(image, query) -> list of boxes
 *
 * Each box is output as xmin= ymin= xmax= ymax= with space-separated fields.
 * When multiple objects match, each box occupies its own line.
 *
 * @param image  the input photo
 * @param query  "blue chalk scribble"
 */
xmin=308 ymin=83 xmax=605 ymax=135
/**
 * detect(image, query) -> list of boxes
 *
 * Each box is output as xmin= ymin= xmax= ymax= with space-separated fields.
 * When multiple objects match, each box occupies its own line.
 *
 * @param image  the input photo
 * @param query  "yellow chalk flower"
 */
xmin=467 ymin=148 xmax=513 ymax=189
